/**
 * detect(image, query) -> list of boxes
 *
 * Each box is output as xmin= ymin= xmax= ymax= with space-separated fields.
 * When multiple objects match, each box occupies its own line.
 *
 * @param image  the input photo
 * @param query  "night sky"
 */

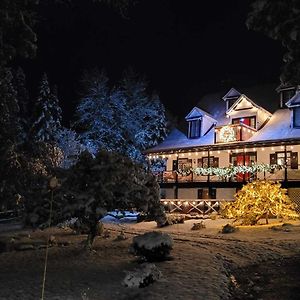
xmin=22 ymin=0 xmax=284 ymax=124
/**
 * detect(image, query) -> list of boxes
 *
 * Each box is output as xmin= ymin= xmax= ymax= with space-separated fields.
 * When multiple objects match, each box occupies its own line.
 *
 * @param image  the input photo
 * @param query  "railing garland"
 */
xmin=176 ymin=163 xmax=282 ymax=179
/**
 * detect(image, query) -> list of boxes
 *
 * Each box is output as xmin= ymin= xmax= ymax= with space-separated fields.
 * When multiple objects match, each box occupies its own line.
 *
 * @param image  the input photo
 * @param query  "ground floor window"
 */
xmin=198 ymin=156 xmax=219 ymax=168
xmin=270 ymin=151 xmax=298 ymax=169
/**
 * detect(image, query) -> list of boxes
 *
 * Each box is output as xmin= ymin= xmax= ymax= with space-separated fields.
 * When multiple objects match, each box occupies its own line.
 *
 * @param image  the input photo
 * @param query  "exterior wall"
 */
xmin=201 ymin=115 xmax=215 ymax=136
xmin=178 ymin=188 xmax=197 ymax=199
xmin=227 ymin=96 xmax=271 ymax=129
xmin=216 ymin=188 xmax=236 ymax=200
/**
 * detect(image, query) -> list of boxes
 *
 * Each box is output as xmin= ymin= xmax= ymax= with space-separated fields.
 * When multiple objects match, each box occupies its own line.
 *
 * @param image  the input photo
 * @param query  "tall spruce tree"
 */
xmin=30 ymin=73 xmax=62 ymax=143
xmin=120 ymin=69 xmax=167 ymax=161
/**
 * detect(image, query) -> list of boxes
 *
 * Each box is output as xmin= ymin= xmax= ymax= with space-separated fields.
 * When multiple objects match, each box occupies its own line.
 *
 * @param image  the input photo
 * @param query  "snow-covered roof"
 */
xmin=185 ymin=107 xmax=216 ymax=122
xmin=248 ymin=109 xmax=300 ymax=142
xmin=145 ymin=128 xmax=215 ymax=153
xmin=146 ymin=84 xmax=298 ymax=153
xmin=222 ymin=87 xmax=241 ymax=100
xmin=286 ymin=91 xmax=300 ymax=108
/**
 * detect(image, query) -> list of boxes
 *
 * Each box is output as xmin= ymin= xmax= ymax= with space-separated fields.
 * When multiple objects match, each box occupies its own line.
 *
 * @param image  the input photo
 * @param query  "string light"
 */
xmin=188 ymin=152 xmax=191 ymax=156
xmin=271 ymin=147 xmax=274 ymax=151
xmin=218 ymin=150 xmax=221 ymax=154
xmin=262 ymin=148 xmax=265 ymax=151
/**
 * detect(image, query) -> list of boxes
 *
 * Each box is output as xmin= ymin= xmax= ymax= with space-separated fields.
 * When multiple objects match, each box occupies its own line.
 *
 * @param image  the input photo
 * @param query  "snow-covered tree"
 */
xmin=0 ymin=67 xmax=21 ymax=147
xmin=74 ymin=69 xmax=117 ymax=154
xmin=75 ymin=68 xmax=167 ymax=162
xmin=30 ymin=73 xmax=62 ymax=142
xmin=55 ymin=127 xmax=85 ymax=168
xmin=59 ymin=150 xmax=166 ymax=248
xmin=119 ymin=69 xmax=167 ymax=161
xmin=222 ymin=180 xmax=299 ymax=225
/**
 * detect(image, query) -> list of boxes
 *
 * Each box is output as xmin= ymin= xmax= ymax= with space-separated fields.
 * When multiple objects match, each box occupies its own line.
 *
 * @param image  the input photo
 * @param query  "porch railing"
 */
xmin=161 ymin=198 xmax=234 ymax=214
xmin=157 ymin=167 xmax=300 ymax=183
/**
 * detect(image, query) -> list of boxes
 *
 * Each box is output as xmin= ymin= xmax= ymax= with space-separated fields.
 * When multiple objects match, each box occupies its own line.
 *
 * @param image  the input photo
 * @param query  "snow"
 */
xmin=249 ymin=108 xmax=300 ymax=142
xmin=1 ymin=219 xmax=300 ymax=299
xmin=132 ymin=231 xmax=173 ymax=250
xmin=286 ymin=91 xmax=300 ymax=107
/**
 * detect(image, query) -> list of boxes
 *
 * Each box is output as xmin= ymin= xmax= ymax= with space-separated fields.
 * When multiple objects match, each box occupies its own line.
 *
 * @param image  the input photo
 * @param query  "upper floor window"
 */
xmin=294 ymin=107 xmax=300 ymax=128
xmin=232 ymin=116 xmax=256 ymax=129
xmin=188 ymin=119 xmax=201 ymax=138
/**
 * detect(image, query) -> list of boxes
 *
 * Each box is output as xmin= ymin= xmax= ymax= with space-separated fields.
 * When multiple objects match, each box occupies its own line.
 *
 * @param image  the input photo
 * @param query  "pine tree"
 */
xmin=222 ymin=180 xmax=299 ymax=225
xmin=120 ymin=69 xmax=167 ymax=161
xmin=0 ymin=67 xmax=21 ymax=147
xmin=30 ymin=73 xmax=62 ymax=143
xmin=13 ymin=67 xmax=30 ymax=143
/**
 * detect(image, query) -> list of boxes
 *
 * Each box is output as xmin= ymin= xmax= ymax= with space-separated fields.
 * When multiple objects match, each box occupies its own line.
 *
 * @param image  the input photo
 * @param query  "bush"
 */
xmin=131 ymin=231 xmax=173 ymax=262
xmin=222 ymin=180 xmax=299 ymax=225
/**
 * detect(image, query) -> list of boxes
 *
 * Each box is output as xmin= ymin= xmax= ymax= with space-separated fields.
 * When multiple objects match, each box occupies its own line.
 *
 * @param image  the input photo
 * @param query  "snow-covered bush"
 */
xmin=131 ymin=231 xmax=173 ymax=262
xmin=123 ymin=263 xmax=162 ymax=288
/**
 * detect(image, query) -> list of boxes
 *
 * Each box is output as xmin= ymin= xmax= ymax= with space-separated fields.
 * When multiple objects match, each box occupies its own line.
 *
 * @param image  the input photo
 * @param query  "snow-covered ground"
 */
xmin=1 ymin=218 xmax=300 ymax=299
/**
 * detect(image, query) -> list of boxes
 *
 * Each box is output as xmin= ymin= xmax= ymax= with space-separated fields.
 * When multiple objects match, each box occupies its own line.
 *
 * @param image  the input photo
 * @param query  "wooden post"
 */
xmin=207 ymin=149 xmax=210 ymax=183
xmin=284 ymin=145 xmax=288 ymax=182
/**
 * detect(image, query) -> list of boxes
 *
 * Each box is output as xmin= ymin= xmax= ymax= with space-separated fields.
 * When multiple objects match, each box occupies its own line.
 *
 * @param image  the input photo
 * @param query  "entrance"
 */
xmin=230 ymin=152 xmax=257 ymax=182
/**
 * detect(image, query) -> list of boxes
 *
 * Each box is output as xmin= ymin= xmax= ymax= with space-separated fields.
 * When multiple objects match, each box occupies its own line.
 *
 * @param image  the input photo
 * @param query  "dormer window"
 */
xmin=293 ymin=107 xmax=300 ymax=128
xmin=188 ymin=119 xmax=201 ymax=138
xmin=222 ymin=88 xmax=241 ymax=110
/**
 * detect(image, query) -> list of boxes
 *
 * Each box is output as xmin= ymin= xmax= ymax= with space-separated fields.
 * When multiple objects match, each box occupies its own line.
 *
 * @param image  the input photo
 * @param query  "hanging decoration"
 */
xmin=176 ymin=163 xmax=282 ymax=179
xmin=219 ymin=126 xmax=236 ymax=142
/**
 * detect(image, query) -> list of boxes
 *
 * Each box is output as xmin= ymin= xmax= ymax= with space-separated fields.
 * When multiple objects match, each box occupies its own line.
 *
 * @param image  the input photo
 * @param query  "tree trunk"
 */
xmin=265 ymin=212 xmax=269 ymax=225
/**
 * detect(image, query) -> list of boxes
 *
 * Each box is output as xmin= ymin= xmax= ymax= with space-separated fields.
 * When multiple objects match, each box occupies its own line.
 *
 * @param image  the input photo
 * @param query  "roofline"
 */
xmin=226 ymin=94 xmax=272 ymax=116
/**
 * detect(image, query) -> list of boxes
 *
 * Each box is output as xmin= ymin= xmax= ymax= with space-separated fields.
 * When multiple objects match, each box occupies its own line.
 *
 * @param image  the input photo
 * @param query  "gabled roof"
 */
xmin=226 ymin=94 xmax=272 ymax=117
xmin=286 ymin=91 xmax=300 ymax=108
xmin=222 ymin=87 xmax=241 ymax=100
xmin=185 ymin=107 xmax=216 ymax=122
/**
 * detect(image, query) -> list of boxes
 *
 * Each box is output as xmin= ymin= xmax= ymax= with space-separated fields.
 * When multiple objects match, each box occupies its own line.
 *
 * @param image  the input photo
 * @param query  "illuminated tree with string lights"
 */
xmin=222 ymin=180 xmax=299 ymax=225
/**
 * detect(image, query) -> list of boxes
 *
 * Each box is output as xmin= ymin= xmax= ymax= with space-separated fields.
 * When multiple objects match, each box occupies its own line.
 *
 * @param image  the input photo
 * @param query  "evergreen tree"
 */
xmin=30 ymin=73 xmax=62 ymax=142
xmin=120 ymin=69 xmax=167 ymax=161
xmin=13 ymin=67 xmax=30 ymax=143
xmin=0 ymin=67 xmax=21 ymax=147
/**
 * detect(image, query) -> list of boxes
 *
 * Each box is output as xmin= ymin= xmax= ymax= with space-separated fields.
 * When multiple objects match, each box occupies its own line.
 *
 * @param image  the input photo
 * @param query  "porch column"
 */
xmin=284 ymin=145 xmax=288 ymax=182
xmin=207 ymin=149 xmax=210 ymax=183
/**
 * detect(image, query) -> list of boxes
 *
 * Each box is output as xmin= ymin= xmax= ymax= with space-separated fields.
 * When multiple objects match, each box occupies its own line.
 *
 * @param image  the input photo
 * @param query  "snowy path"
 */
xmin=0 ymin=220 xmax=300 ymax=299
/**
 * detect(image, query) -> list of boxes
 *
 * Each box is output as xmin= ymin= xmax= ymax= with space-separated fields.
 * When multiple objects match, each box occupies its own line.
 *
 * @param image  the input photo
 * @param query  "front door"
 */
xmin=231 ymin=152 xmax=256 ymax=182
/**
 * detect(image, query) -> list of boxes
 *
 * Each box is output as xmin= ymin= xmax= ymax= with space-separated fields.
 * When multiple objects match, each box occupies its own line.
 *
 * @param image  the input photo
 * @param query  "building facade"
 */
xmin=145 ymin=85 xmax=300 ymax=214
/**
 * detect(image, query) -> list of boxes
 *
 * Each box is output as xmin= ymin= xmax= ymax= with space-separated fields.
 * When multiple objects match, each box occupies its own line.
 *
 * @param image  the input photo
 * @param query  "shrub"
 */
xmin=222 ymin=180 xmax=299 ymax=225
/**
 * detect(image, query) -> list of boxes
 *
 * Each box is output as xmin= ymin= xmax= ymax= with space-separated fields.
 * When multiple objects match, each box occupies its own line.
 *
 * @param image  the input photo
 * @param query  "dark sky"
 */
xmin=23 ymin=0 xmax=284 ymax=124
